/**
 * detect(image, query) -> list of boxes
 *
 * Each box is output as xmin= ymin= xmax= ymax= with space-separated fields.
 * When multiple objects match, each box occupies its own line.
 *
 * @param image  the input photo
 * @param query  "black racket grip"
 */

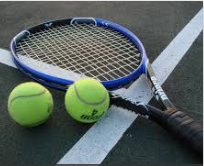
xmin=157 ymin=108 xmax=203 ymax=156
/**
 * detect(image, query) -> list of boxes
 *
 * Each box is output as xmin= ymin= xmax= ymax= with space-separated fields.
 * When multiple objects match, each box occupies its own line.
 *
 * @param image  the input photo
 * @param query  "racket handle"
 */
xmin=156 ymin=108 xmax=203 ymax=156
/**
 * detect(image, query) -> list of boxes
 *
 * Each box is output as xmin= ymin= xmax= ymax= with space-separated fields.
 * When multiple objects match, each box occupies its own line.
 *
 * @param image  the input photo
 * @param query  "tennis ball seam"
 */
xmin=74 ymin=84 xmax=108 ymax=106
xmin=9 ymin=89 xmax=46 ymax=105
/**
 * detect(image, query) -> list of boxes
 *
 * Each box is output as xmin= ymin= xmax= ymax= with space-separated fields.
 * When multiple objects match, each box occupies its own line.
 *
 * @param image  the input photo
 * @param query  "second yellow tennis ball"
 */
xmin=65 ymin=78 xmax=110 ymax=123
xmin=8 ymin=82 xmax=53 ymax=127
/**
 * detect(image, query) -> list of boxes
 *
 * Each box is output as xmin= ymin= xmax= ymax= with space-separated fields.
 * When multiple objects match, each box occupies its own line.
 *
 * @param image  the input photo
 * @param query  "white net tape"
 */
xmin=16 ymin=24 xmax=141 ymax=81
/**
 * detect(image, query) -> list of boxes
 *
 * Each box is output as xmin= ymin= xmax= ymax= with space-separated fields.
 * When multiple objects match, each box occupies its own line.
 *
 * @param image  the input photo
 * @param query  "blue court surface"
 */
xmin=0 ymin=2 xmax=203 ymax=164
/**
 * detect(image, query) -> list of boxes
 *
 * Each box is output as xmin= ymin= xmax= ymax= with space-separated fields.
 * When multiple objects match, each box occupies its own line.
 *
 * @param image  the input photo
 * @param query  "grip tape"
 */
xmin=159 ymin=108 xmax=203 ymax=156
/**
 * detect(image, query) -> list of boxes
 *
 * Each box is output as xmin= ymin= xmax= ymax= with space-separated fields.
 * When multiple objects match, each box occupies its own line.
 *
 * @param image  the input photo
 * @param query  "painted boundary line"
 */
xmin=0 ymin=8 xmax=202 ymax=165
xmin=57 ymin=8 xmax=203 ymax=164
xmin=0 ymin=48 xmax=16 ymax=68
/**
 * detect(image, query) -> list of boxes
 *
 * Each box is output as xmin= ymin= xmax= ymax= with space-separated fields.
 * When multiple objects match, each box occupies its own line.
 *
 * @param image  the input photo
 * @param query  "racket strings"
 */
xmin=19 ymin=24 xmax=139 ymax=66
xmin=16 ymin=24 xmax=142 ymax=81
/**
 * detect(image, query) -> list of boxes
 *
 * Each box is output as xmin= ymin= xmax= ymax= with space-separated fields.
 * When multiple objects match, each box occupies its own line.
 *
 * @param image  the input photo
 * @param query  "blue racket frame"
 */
xmin=10 ymin=17 xmax=148 ymax=90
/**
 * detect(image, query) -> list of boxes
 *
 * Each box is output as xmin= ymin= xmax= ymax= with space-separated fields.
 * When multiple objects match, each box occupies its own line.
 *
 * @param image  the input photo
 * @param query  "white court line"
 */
xmin=0 ymin=8 xmax=202 ymax=165
xmin=0 ymin=48 xmax=16 ymax=68
xmin=57 ymin=8 xmax=203 ymax=164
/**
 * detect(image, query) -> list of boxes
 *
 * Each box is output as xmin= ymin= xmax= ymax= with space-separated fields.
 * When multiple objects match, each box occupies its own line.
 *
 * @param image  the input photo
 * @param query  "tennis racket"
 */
xmin=10 ymin=17 xmax=203 ymax=155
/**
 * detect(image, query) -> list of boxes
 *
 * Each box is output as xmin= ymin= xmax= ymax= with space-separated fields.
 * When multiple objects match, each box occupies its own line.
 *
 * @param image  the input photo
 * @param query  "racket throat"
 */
xmin=151 ymin=76 xmax=168 ymax=100
xmin=150 ymin=76 xmax=174 ymax=109
xmin=146 ymin=63 xmax=174 ymax=109
xmin=110 ymin=92 xmax=151 ymax=118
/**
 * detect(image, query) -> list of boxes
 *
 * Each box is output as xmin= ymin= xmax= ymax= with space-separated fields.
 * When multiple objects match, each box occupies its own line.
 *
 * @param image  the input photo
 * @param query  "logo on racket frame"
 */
xmin=151 ymin=76 xmax=168 ymax=101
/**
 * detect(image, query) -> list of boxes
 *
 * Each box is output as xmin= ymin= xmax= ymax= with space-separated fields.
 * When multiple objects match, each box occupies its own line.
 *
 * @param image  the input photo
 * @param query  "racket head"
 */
xmin=10 ymin=17 xmax=148 ymax=90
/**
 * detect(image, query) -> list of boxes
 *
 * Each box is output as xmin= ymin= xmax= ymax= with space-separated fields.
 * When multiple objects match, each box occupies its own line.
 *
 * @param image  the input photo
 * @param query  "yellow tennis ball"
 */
xmin=65 ymin=78 xmax=110 ymax=123
xmin=8 ymin=82 xmax=53 ymax=127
